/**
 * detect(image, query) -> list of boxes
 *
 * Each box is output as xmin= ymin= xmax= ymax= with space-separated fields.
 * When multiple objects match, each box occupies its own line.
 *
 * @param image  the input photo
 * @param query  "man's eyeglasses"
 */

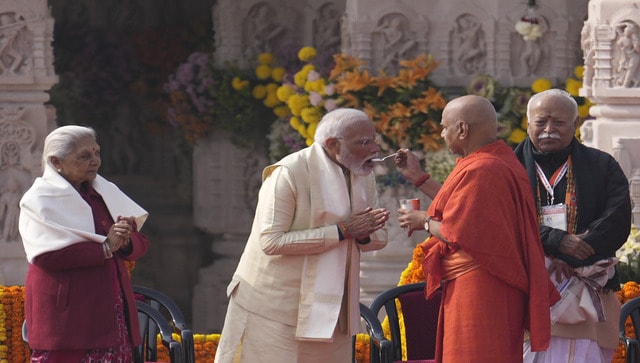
xmin=338 ymin=133 xmax=382 ymax=147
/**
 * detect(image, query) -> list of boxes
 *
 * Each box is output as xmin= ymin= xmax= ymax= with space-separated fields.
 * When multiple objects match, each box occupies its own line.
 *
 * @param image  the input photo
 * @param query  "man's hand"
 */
xmin=342 ymin=207 xmax=390 ymax=239
xmin=558 ymin=230 xmax=594 ymax=260
xmin=398 ymin=208 xmax=428 ymax=237
xmin=548 ymin=258 xmax=575 ymax=283
xmin=394 ymin=149 xmax=425 ymax=185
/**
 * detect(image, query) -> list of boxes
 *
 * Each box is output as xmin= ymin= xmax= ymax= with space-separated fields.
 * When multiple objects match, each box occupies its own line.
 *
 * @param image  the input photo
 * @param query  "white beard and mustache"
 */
xmin=338 ymin=151 xmax=378 ymax=176
xmin=538 ymin=132 xmax=561 ymax=139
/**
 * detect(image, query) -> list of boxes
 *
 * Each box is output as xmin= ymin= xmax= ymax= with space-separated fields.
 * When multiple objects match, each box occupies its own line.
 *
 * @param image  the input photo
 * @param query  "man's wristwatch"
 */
xmin=424 ymin=216 xmax=432 ymax=233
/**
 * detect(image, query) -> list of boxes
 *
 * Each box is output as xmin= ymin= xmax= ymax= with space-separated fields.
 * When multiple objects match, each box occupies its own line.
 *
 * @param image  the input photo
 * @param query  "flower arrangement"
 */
xmin=165 ymin=51 xmax=286 ymax=147
xmin=616 ymin=226 xmax=640 ymax=283
xmin=466 ymin=66 xmax=593 ymax=148
xmin=274 ymin=47 xmax=448 ymax=154
xmin=515 ymin=0 xmax=543 ymax=41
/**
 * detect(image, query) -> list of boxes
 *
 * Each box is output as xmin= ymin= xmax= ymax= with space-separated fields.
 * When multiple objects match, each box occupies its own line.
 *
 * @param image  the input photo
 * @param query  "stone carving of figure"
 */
xmin=453 ymin=14 xmax=486 ymax=75
xmin=519 ymin=18 xmax=548 ymax=77
xmin=0 ymin=12 xmax=26 ymax=76
xmin=244 ymin=3 xmax=285 ymax=59
xmin=374 ymin=15 xmax=416 ymax=73
xmin=581 ymin=22 xmax=595 ymax=87
xmin=314 ymin=4 xmax=341 ymax=54
xmin=615 ymin=22 xmax=640 ymax=87
xmin=0 ymin=140 xmax=30 ymax=242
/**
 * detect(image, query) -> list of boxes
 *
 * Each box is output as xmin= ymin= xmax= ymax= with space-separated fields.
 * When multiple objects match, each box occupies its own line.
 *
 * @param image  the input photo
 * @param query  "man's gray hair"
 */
xmin=43 ymin=125 xmax=97 ymax=169
xmin=314 ymin=108 xmax=371 ymax=145
xmin=526 ymin=88 xmax=578 ymax=121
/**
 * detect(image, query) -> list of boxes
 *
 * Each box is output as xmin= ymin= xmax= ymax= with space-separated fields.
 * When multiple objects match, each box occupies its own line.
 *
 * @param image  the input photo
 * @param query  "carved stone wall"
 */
xmin=342 ymin=0 xmax=587 ymax=89
xmin=0 ymin=0 xmax=57 ymax=285
xmin=579 ymin=0 xmax=640 ymax=228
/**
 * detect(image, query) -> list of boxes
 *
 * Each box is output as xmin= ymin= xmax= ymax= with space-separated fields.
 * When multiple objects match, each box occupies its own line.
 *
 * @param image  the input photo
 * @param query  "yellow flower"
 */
xmin=287 ymin=93 xmax=310 ymax=116
xmin=231 ymin=77 xmax=249 ymax=91
xmin=273 ymin=105 xmax=290 ymax=118
xmin=565 ymin=78 xmax=582 ymax=96
xmin=255 ymin=64 xmax=272 ymax=80
xmin=252 ymin=84 xmax=267 ymax=99
xmin=294 ymin=64 xmax=316 ymax=87
xmin=574 ymin=66 xmax=584 ymax=79
xmin=276 ymin=85 xmax=294 ymax=102
xmin=531 ymin=78 xmax=552 ymax=93
xmin=271 ymin=67 xmax=286 ymax=82
xmin=263 ymin=91 xmax=281 ymax=108
xmin=307 ymin=121 xmax=318 ymax=139
xmin=300 ymin=107 xmax=323 ymax=124
xmin=508 ymin=128 xmax=528 ymax=144
xmin=257 ymin=52 xmax=274 ymax=65
xmin=298 ymin=46 xmax=318 ymax=62
xmin=304 ymin=78 xmax=326 ymax=94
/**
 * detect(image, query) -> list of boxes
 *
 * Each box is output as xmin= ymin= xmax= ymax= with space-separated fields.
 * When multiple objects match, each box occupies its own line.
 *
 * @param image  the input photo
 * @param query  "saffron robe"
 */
xmin=421 ymin=140 xmax=559 ymax=362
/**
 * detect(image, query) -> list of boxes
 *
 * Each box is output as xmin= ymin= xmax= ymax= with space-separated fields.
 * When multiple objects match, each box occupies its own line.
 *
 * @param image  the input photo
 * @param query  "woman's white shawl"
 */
xmin=19 ymin=166 xmax=148 ymax=263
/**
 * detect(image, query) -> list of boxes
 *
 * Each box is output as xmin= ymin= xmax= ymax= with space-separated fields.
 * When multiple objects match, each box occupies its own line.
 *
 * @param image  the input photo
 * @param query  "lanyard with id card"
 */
xmin=536 ymin=161 xmax=569 ymax=231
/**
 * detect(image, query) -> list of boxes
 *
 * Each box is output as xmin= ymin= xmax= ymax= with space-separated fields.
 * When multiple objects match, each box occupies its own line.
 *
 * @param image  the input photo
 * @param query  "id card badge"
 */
xmin=541 ymin=203 xmax=567 ymax=231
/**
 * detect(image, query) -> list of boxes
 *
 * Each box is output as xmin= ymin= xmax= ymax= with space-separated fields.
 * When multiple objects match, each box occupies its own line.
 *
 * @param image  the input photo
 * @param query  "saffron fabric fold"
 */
xmin=420 ymin=140 xmax=560 ymax=358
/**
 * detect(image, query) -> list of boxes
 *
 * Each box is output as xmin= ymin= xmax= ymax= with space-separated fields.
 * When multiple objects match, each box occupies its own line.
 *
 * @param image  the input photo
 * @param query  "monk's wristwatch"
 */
xmin=424 ymin=216 xmax=432 ymax=233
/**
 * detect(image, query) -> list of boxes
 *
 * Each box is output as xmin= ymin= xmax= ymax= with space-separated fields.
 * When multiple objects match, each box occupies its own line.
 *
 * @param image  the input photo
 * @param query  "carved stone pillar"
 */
xmin=579 ymin=0 xmax=640 ymax=230
xmin=0 ymin=0 xmax=57 ymax=285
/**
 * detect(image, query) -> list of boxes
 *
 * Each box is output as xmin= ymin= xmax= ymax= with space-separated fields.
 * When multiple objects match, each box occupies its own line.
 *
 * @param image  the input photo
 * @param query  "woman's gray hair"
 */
xmin=314 ymin=108 xmax=371 ymax=146
xmin=42 ymin=125 xmax=97 ymax=169
xmin=526 ymin=88 xmax=578 ymax=120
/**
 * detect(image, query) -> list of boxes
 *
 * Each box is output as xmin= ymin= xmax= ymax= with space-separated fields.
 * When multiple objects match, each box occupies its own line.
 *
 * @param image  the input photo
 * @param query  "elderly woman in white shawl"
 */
xmin=19 ymin=125 xmax=149 ymax=363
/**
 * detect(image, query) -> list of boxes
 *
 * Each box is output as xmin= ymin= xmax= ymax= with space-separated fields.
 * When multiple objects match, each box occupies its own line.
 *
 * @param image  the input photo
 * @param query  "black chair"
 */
xmin=356 ymin=303 xmax=393 ymax=363
xmin=369 ymin=282 xmax=441 ymax=363
xmin=135 ymin=301 xmax=182 ymax=363
xmin=134 ymin=285 xmax=195 ymax=363
xmin=620 ymin=296 xmax=640 ymax=363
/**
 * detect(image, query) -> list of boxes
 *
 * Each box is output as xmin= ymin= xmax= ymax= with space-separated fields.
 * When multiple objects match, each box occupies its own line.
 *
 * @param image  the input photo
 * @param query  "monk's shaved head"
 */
xmin=443 ymin=95 xmax=498 ymax=135
xmin=440 ymin=95 xmax=498 ymax=156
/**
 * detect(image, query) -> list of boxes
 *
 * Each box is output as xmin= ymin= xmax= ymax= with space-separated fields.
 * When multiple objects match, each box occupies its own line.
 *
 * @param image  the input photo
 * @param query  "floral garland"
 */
xmin=0 ymin=286 xmax=28 ymax=363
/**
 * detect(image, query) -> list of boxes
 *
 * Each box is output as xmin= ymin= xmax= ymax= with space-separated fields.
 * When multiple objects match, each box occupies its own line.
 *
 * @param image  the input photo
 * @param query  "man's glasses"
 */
xmin=338 ymin=133 xmax=382 ymax=147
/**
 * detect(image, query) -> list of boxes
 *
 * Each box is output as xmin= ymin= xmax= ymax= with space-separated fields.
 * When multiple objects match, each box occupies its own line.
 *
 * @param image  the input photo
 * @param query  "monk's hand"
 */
xmin=548 ymin=258 xmax=575 ymax=283
xmin=397 ymin=209 xmax=428 ymax=237
xmin=343 ymin=207 xmax=390 ymax=239
xmin=558 ymin=231 xmax=594 ymax=260
xmin=394 ymin=149 xmax=426 ymax=185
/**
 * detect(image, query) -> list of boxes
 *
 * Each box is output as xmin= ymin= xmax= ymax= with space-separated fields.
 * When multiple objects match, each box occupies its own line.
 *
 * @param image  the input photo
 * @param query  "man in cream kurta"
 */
xmin=214 ymin=109 xmax=390 ymax=363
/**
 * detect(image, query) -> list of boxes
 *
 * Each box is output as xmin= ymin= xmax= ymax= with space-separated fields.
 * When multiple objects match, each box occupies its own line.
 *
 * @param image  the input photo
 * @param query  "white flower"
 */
xmin=515 ymin=20 xmax=542 ymax=41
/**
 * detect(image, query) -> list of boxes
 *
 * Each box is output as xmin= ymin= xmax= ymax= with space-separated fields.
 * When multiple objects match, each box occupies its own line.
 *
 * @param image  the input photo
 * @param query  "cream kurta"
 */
xmin=214 ymin=143 xmax=387 ymax=363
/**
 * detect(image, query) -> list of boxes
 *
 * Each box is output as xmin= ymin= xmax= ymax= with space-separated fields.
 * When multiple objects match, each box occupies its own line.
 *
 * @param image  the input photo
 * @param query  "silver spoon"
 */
xmin=371 ymin=152 xmax=398 ymax=162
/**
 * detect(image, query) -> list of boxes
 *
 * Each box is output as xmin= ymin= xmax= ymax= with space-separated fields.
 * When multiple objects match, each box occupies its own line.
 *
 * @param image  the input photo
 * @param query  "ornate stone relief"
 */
xmin=451 ymin=13 xmax=486 ymax=76
xmin=372 ymin=13 xmax=418 ymax=74
xmin=0 ymin=11 xmax=33 ymax=80
xmin=0 ymin=106 xmax=35 ymax=242
xmin=314 ymin=3 xmax=342 ymax=55
xmin=242 ymin=2 xmax=286 ymax=60
xmin=612 ymin=20 xmax=640 ymax=88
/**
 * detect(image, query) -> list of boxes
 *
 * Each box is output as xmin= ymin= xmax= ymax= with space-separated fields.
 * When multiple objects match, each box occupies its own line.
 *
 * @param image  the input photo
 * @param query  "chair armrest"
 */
xmin=360 ymin=303 xmax=393 ymax=363
xmin=620 ymin=336 xmax=640 ymax=363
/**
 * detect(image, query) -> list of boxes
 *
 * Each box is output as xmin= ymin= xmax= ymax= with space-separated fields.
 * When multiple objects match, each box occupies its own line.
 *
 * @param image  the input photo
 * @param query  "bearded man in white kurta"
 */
xmin=214 ymin=108 xmax=390 ymax=363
